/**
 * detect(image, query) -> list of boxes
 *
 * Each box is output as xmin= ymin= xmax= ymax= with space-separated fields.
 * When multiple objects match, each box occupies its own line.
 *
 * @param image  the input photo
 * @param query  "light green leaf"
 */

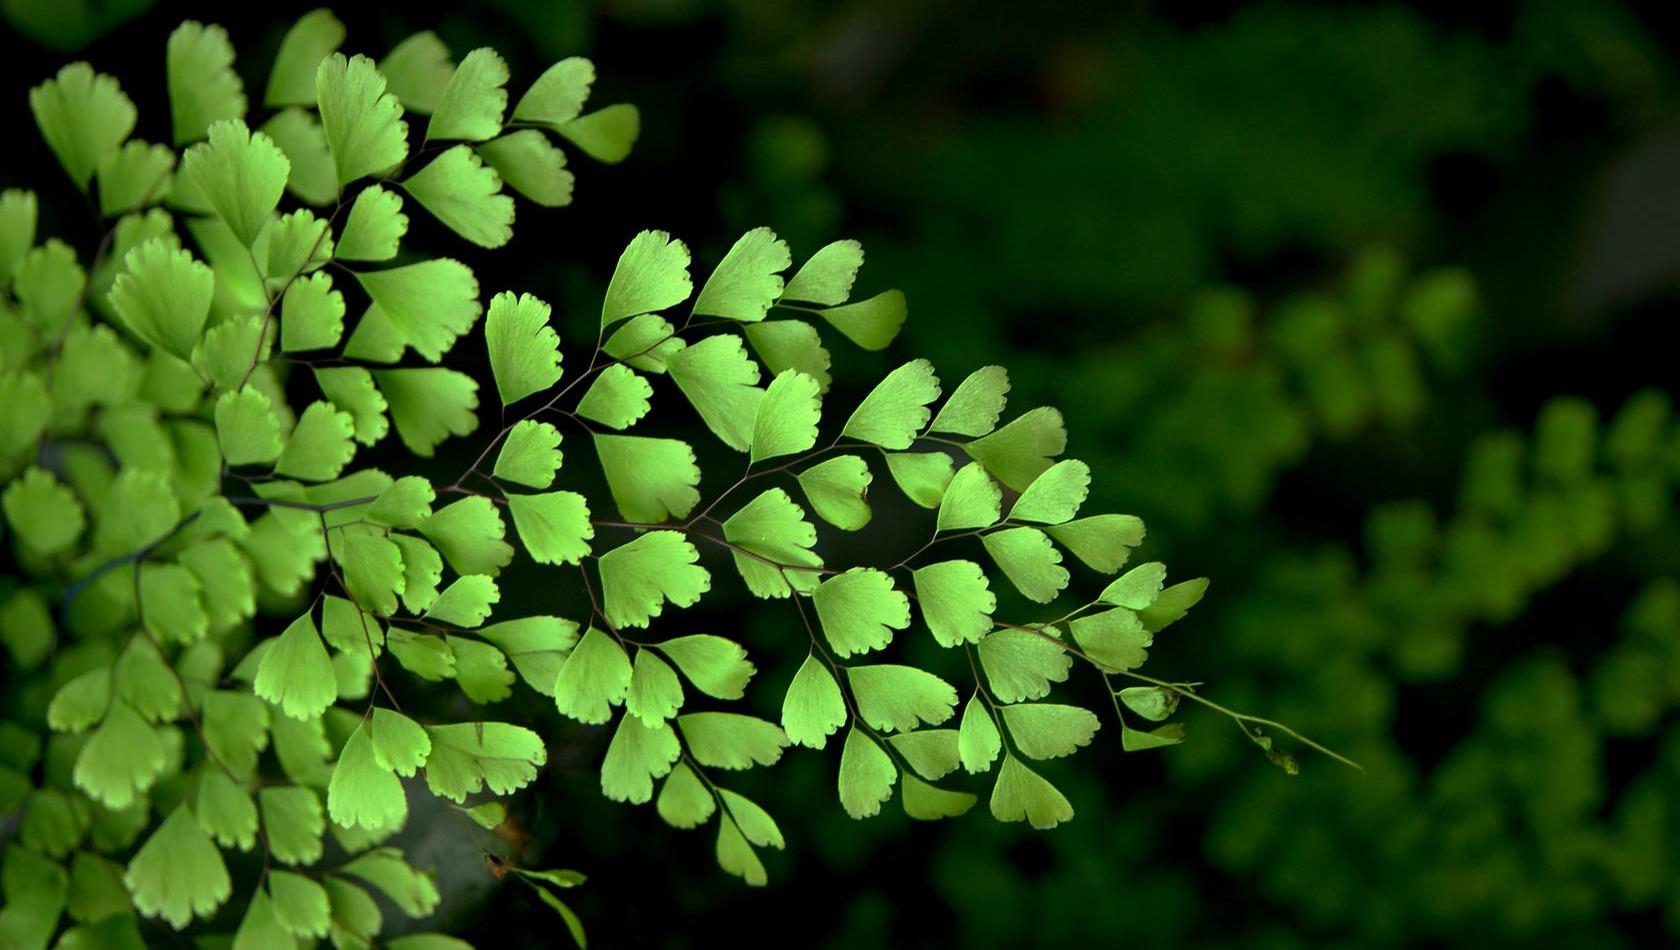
xmin=963 ymin=406 xmax=1067 ymax=492
xmin=114 ymin=639 xmax=182 ymax=721
xmin=679 ymin=713 xmax=788 ymax=770
xmin=819 ymin=290 xmax=906 ymax=350
xmin=426 ymin=48 xmax=508 ymax=142
xmin=201 ymin=690 xmax=271 ymax=775
xmin=356 ymin=259 xmax=481 ymax=362
xmin=484 ymin=290 xmax=561 ymax=405
xmin=1001 ymin=704 xmax=1100 ymax=760
xmin=124 ymin=805 xmax=231 ymax=928
xmin=912 ymin=560 xmax=995 ymax=647
xmin=1010 ymin=459 xmax=1090 ymax=525
xmin=693 ymin=227 xmax=790 ymax=321
xmin=479 ymin=130 xmax=573 ymax=206
xmin=603 ymin=312 xmax=685 ymax=373
xmin=30 ymin=63 xmax=136 ymax=190
xmin=108 ymin=238 xmax=212 ymax=361
xmin=842 ymin=358 xmax=940 ymax=449
xmin=656 ymin=635 xmax=755 ymax=700
xmin=0 ymin=189 xmax=35 ymax=278
xmin=781 ymin=653 xmax=847 ymax=749
xmin=280 ymin=272 xmax=345 ymax=352
xmin=327 ymin=721 xmax=406 ymax=831
xmin=381 ymin=31 xmax=454 ymax=113
xmin=667 ymin=333 xmax=764 ymax=452
xmin=266 ymin=9 xmax=346 ymax=107
xmin=494 ymin=420 xmax=563 ymax=488
xmin=901 ymin=773 xmax=977 ymax=821
xmin=553 ymin=628 xmax=632 ymax=724
xmin=316 ymin=367 xmax=390 ymax=445
xmin=1121 ymin=721 xmax=1187 ymax=751
xmin=418 ymin=495 xmax=513 ymax=576
xmin=3 ymin=466 xmax=85 ymax=554
xmin=936 ymin=461 xmax=1001 ymax=531
xmin=958 ymin=693 xmax=1001 ymax=773
xmin=601 ymin=230 xmax=691 ymax=329
xmin=513 ymin=57 xmax=593 ymax=123
xmin=393 ymin=536 xmax=443 ymax=615
xmin=376 ymin=367 xmax=480 ymax=457
xmin=656 ymin=763 xmax=715 ymax=828
xmin=265 ymin=208 xmax=333 ymax=277
xmin=838 ymin=727 xmax=895 ymax=819
xmin=95 ymin=140 xmax=175 ymax=216
xmin=1046 ymin=514 xmax=1144 ymax=574
xmin=554 ymin=104 xmax=640 ymax=164
xmin=275 ymin=401 xmax=356 ymax=481
xmin=1118 ymin=686 xmax=1181 ymax=722
xmin=423 ymin=722 xmax=546 ymax=801
xmin=751 ymin=370 xmax=821 ymax=462
xmin=317 ymin=53 xmax=409 ymax=185
xmin=626 ymin=649 xmax=684 ymax=723
xmin=388 ymin=628 xmax=454 ymax=680
xmin=196 ymin=769 xmax=257 ymax=850
xmin=1138 ymin=578 xmax=1209 ymax=633
xmin=576 ymin=364 xmax=651 ymax=429
xmin=340 ymin=848 xmax=439 ymax=918
xmin=478 ymin=616 xmax=578 ymax=697
xmin=783 ymin=239 xmax=863 ymax=306
xmin=196 ymin=313 xmax=266 ymax=393
xmin=458 ymin=801 xmax=507 ymax=830
xmin=745 ymin=319 xmax=831 ymax=391
xmin=0 ymin=370 xmax=49 ymax=460
xmin=1068 ymin=608 xmax=1151 ymax=672
xmin=812 ymin=568 xmax=909 ymax=658
xmin=260 ymin=786 xmax=324 ymax=865
xmin=181 ymin=120 xmax=287 ymax=246
xmin=426 ymin=575 xmax=499 ymax=627
xmin=593 ymin=433 xmax=701 ymax=522
xmin=930 ymin=365 xmax=1008 ymax=437
xmin=254 ymin=613 xmax=338 ymax=719
xmin=507 ymin=491 xmax=593 ymax=565
xmin=847 ymin=664 xmax=958 ymax=732
xmin=721 ymin=487 xmax=823 ymax=598
xmin=48 ymin=667 xmax=110 ymax=733
xmin=796 ymin=454 xmax=872 ymax=530
xmin=888 ymin=729 xmax=961 ymax=781
xmin=988 ymin=755 xmax=1073 ymax=829
xmin=982 ymin=526 xmax=1069 ymax=603
xmin=601 ymin=714 xmax=680 ymax=803
xmin=167 ymin=21 xmax=246 ymax=145
xmin=1100 ymin=561 xmax=1167 ymax=609
xmin=368 ymin=477 xmax=434 ymax=529
xmin=449 ymin=636 xmax=515 ymax=703
xmin=715 ymin=813 xmax=766 ymax=886
xmin=403 ymin=145 xmax=513 ymax=248
xmin=73 ymin=699 xmax=164 ymax=808
xmin=367 ymin=708 xmax=430 ymax=777
xmin=337 ymin=185 xmax=408 ymax=261
xmin=214 ymin=388 xmax=283 ymax=466
xmin=977 ymin=628 xmax=1072 ymax=703
xmin=598 ymin=530 xmax=710 ymax=628
xmin=261 ymin=108 xmax=338 ymax=206
xmin=334 ymin=527 xmax=405 ymax=616
xmin=269 ymin=870 xmax=330 ymax=939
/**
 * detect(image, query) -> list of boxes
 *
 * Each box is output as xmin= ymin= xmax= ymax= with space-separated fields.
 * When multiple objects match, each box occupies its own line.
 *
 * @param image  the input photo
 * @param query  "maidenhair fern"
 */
xmin=0 ymin=9 xmax=1344 ymax=947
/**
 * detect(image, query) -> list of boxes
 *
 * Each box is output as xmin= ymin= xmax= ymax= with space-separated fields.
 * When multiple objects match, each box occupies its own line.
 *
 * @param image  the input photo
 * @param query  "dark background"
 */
xmin=7 ymin=0 xmax=1680 ymax=945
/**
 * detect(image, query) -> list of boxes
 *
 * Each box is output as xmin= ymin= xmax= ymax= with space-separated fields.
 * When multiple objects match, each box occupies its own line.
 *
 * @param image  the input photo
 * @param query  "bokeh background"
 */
xmin=7 ymin=0 xmax=1680 ymax=945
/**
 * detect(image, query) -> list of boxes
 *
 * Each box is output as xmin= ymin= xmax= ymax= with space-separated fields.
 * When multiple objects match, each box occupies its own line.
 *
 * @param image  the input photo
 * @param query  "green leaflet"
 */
xmin=592 ymin=433 xmax=701 ymax=523
xmin=884 ymin=451 xmax=955 ymax=508
xmin=327 ymin=720 xmax=406 ymax=831
xmin=124 ymin=805 xmax=231 ymax=928
xmin=381 ymin=31 xmax=454 ymax=113
xmin=627 ymin=648 xmax=684 ymax=723
xmin=913 ymin=560 xmax=996 ymax=647
xmin=982 ymin=526 xmax=1070 ymax=603
xmin=494 ymin=420 xmax=564 ymax=488
xmin=936 ymin=461 xmax=1002 ymax=531
xmin=514 ymin=57 xmax=594 ymax=124
xmin=418 ymin=496 xmax=513 ymax=576
xmin=337 ymin=185 xmax=408 ymax=261
xmin=812 ymin=568 xmax=910 ymax=658
xmin=656 ymin=635 xmax=756 ymax=700
xmin=930 ymin=365 xmax=1009 ymax=437
xmin=181 ymin=120 xmax=287 ymax=247
xmin=197 ymin=311 xmax=267 ymax=391
xmin=275 ymin=401 xmax=355 ymax=481
xmin=819 ymin=290 xmax=906 ymax=350
xmin=96 ymin=140 xmax=175 ymax=217
xmin=355 ymin=259 xmax=481 ymax=363
xmin=423 ymin=722 xmax=546 ymax=801
xmin=977 ymin=628 xmax=1073 ymax=703
xmin=843 ymin=358 xmax=941 ymax=449
xmin=214 ymin=387 xmax=283 ymax=466
xmin=478 ymin=616 xmax=578 ymax=697
xmin=602 ymin=230 xmax=691 ymax=329
xmin=657 ymin=763 xmax=715 ymax=828
xmin=752 ymin=370 xmax=822 ymax=462
xmin=679 ymin=712 xmax=788 ymax=770
xmin=1101 ymin=561 xmax=1167 ymax=609
xmin=1046 ymin=514 xmax=1145 ymax=573
xmin=604 ymin=312 xmax=686 ymax=373
xmin=601 ymin=714 xmax=680 ymax=803
xmin=838 ymin=727 xmax=896 ymax=819
xmin=484 ymin=290 xmax=562 ymax=405
xmin=554 ymin=103 xmax=641 ymax=164
xmin=721 ymin=488 xmax=823 ymax=598
xmin=375 ymin=367 xmax=480 ymax=457
xmin=797 ymin=454 xmax=873 ymax=530
xmin=450 ymin=636 xmax=515 ymax=703
xmin=1009 ymin=459 xmax=1091 ymax=525
xmin=1068 ymin=608 xmax=1152 ymax=672
xmin=958 ymin=693 xmax=1001 ymax=773
xmin=1139 ymin=578 xmax=1209 ymax=633
xmin=507 ymin=491 xmax=594 ymax=565
xmin=693 ymin=227 xmax=791 ymax=321
xmin=553 ymin=627 xmax=631 ymax=723
xmin=72 ymin=699 xmax=164 ymax=808
xmin=745 ymin=319 xmax=832 ymax=391
xmin=667 ymin=333 xmax=764 ymax=452
xmin=265 ymin=208 xmax=333 ymax=277
xmin=368 ymin=708 xmax=431 ymax=777
xmin=253 ymin=613 xmax=338 ymax=720
xmin=260 ymin=108 xmax=337 ymax=205
xmin=316 ymin=53 xmax=408 ymax=185
xmin=1001 ymin=704 xmax=1101 ymax=760
xmin=963 ymin=406 xmax=1067 ymax=492
xmin=598 ymin=530 xmax=710 ymax=628
xmin=480 ymin=129 xmax=574 ymax=207
xmin=402 ymin=145 xmax=514 ymax=248
xmin=167 ymin=21 xmax=246 ymax=145
xmin=426 ymin=48 xmax=509 ymax=142
xmin=783 ymin=239 xmax=864 ymax=306
xmin=577 ymin=364 xmax=652 ymax=429
xmin=988 ymin=755 xmax=1074 ymax=830
xmin=280 ymin=272 xmax=345 ymax=353
xmin=266 ymin=9 xmax=346 ymax=107
xmin=426 ymin=575 xmax=499 ymax=627
xmin=30 ymin=63 xmax=137 ymax=190
xmin=269 ymin=870 xmax=330 ymax=939
xmin=846 ymin=664 xmax=959 ymax=733
xmin=889 ymin=729 xmax=961 ymax=781
xmin=317 ymin=367 xmax=389 ymax=445
xmin=781 ymin=653 xmax=847 ymax=749
xmin=196 ymin=769 xmax=257 ymax=850
xmin=259 ymin=787 xmax=324 ymax=865
xmin=1119 ymin=686 xmax=1181 ymax=722
xmin=107 ymin=238 xmax=212 ymax=361
xmin=3 ymin=466 xmax=85 ymax=554
xmin=901 ymin=772 xmax=977 ymax=821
